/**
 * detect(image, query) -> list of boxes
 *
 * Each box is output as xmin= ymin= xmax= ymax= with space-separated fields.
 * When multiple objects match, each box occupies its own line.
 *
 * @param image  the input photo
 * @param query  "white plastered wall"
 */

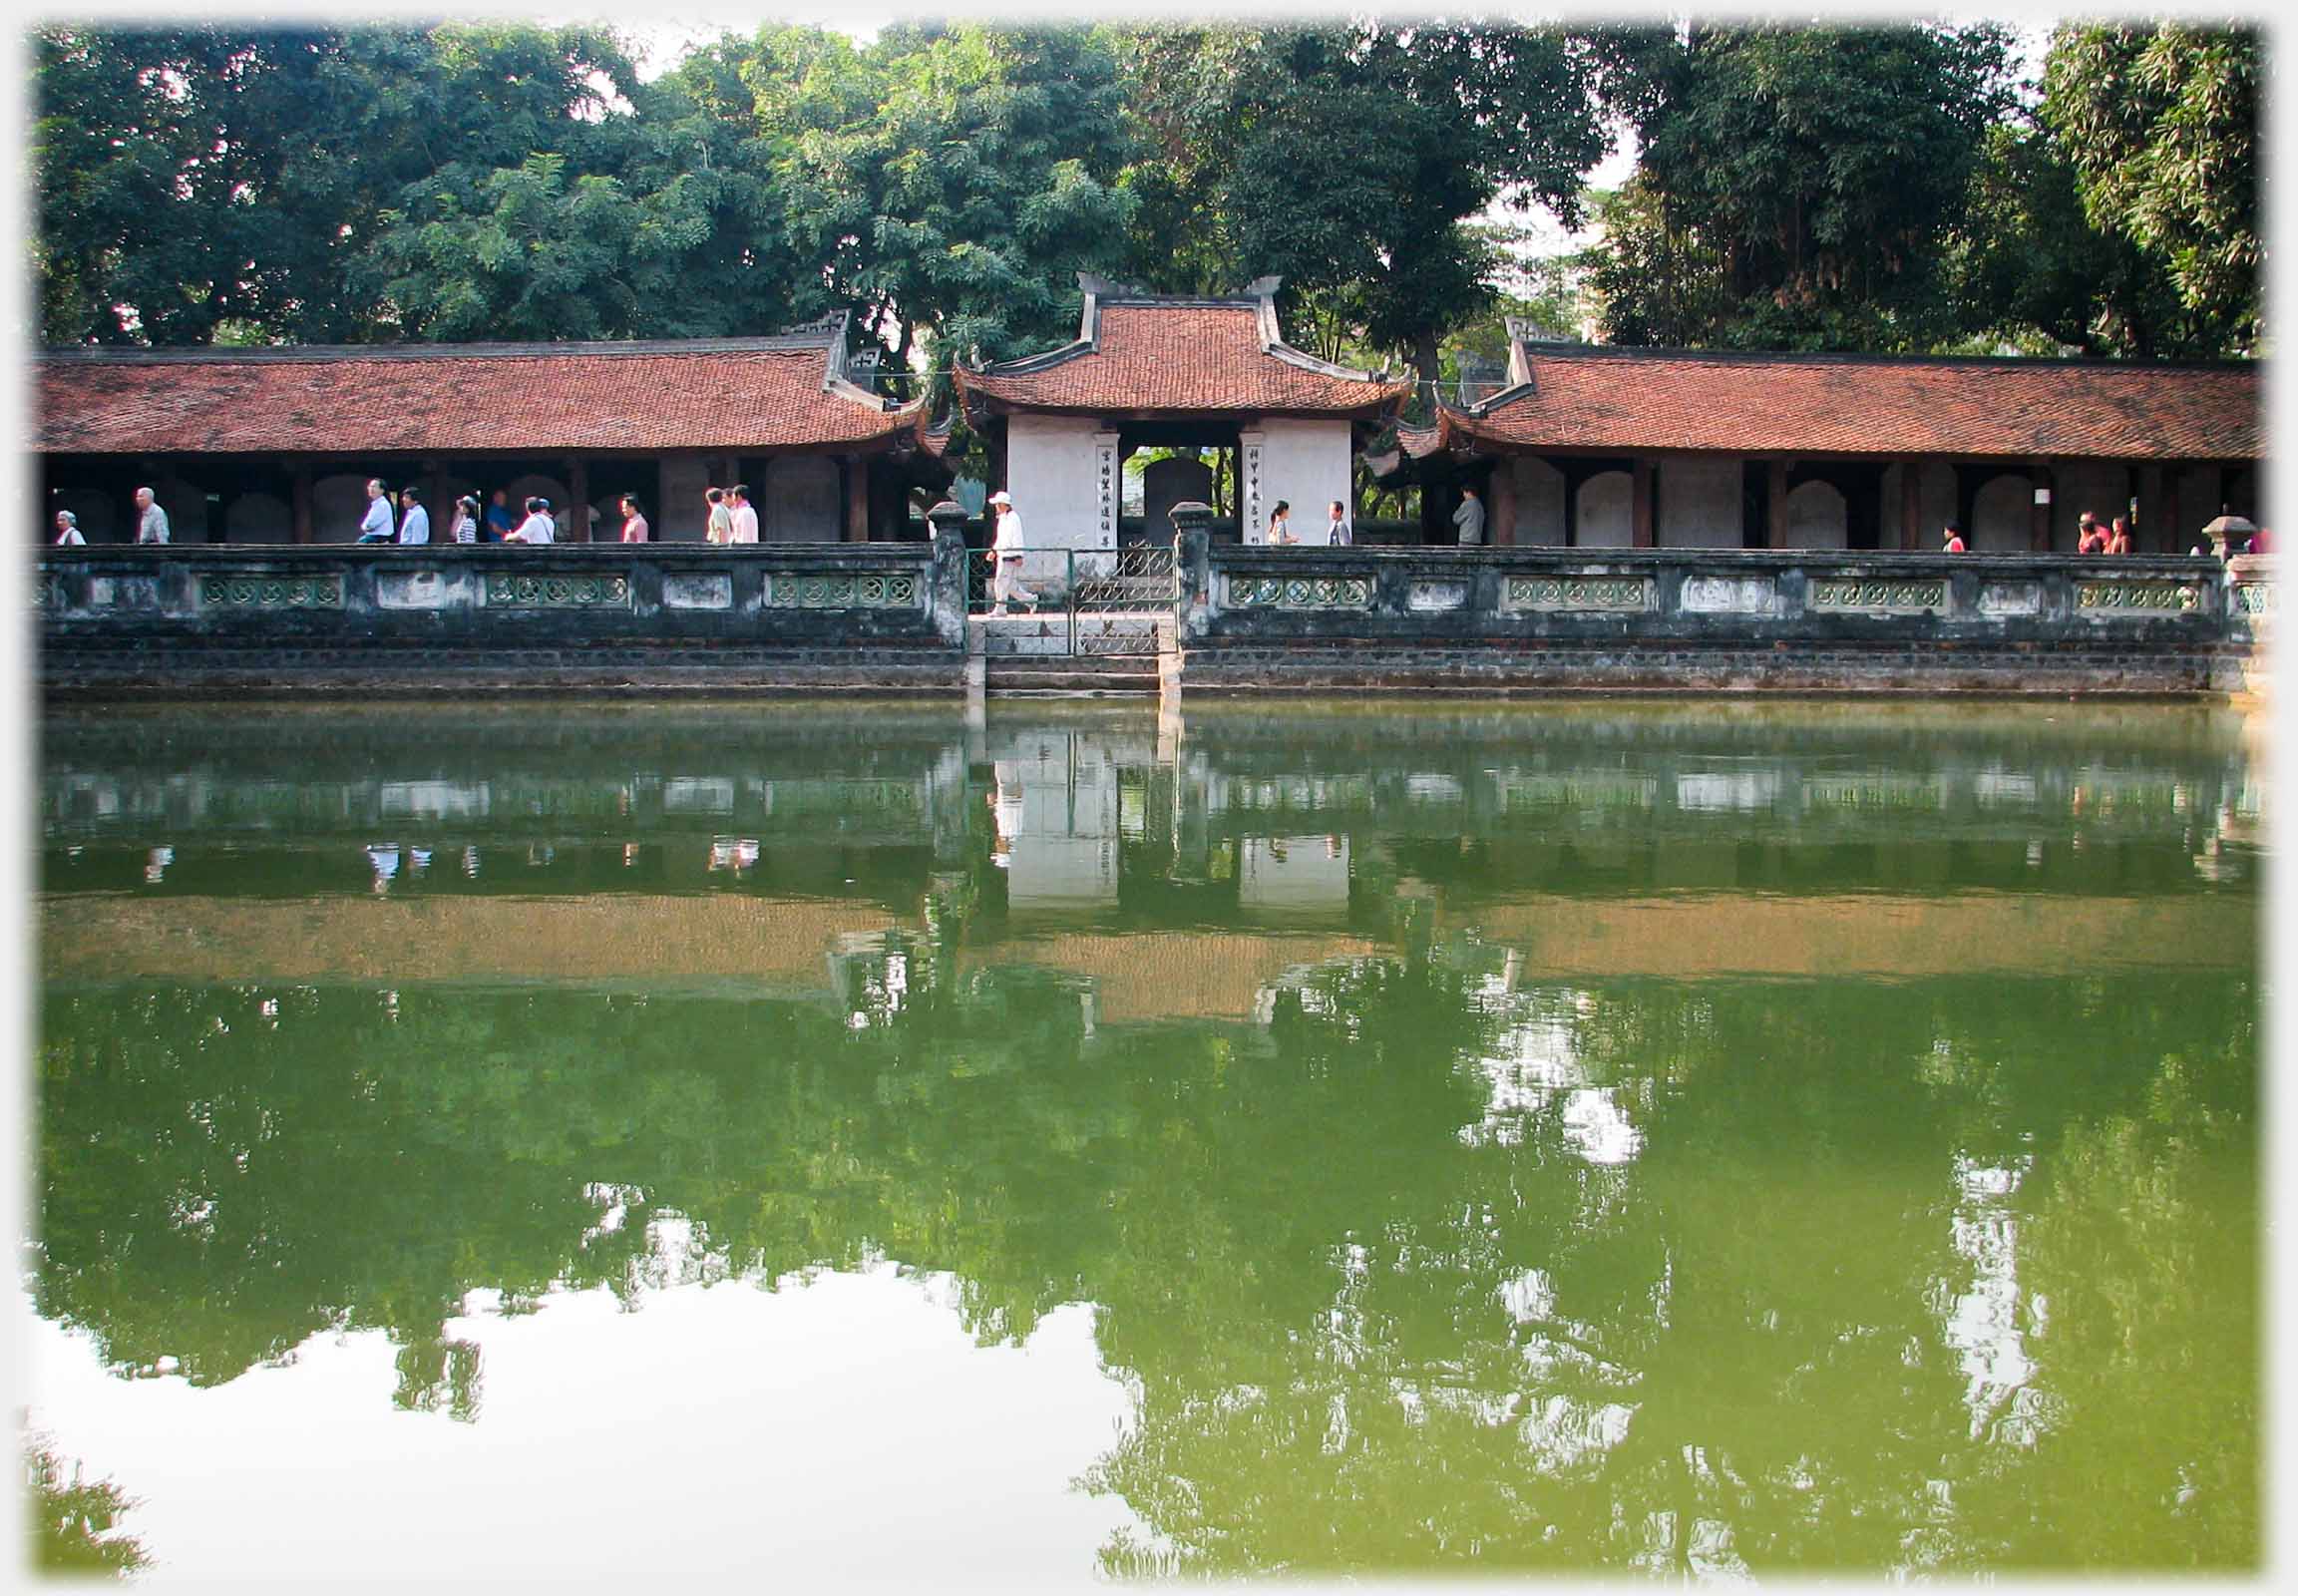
xmin=1251 ymin=418 xmax=1354 ymax=542
xmin=1006 ymin=414 xmax=1112 ymax=551
xmin=1657 ymin=458 xmax=1741 ymax=549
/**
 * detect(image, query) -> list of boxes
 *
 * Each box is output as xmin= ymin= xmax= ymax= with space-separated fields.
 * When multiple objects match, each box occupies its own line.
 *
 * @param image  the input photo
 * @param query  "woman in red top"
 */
xmin=1942 ymin=523 xmax=1967 ymax=553
xmin=2105 ymin=516 xmax=2132 ymax=556
xmin=618 ymin=495 xmax=650 ymax=543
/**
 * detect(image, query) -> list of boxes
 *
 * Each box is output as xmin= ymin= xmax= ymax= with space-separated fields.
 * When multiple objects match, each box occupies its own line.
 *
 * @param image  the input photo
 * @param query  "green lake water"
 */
xmin=27 ymin=700 xmax=2263 ymax=1582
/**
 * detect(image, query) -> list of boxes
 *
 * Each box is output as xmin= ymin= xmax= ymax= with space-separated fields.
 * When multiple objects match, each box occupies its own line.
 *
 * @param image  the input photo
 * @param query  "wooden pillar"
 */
xmin=2136 ymin=464 xmax=2168 ymax=555
xmin=291 ymin=465 xmax=313 ymax=545
xmin=1766 ymin=459 xmax=1789 ymax=549
xmin=1631 ymin=458 xmax=1656 ymax=549
xmin=1561 ymin=464 xmax=1579 ymax=548
xmin=568 ymin=458 xmax=589 ymax=542
xmin=2028 ymin=463 xmax=2053 ymax=553
xmin=424 ymin=458 xmax=449 ymax=543
xmin=1487 ymin=459 xmax=1516 ymax=547
xmin=1899 ymin=458 xmax=1922 ymax=551
xmin=845 ymin=457 xmax=870 ymax=542
xmin=1954 ymin=464 xmax=1979 ymax=544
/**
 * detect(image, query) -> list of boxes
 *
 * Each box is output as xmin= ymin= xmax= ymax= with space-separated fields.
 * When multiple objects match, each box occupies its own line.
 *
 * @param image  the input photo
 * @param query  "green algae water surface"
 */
xmin=28 ymin=700 xmax=2261 ymax=1582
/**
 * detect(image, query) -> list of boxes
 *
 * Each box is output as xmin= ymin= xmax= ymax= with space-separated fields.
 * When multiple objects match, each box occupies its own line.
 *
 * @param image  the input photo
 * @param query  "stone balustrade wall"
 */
xmin=38 ymin=538 xmax=970 ymax=696
xmin=35 ymin=524 xmax=2264 ymax=698
xmin=1172 ymin=517 xmax=2244 ymax=695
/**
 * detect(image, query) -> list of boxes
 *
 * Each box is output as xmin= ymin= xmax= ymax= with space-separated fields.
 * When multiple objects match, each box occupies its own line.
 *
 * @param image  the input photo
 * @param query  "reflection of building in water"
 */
xmin=708 ymin=837 xmax=761 ymax=873
xmin=982 ymin=728 xmax=1148 ymax=912
xmin=1942 ymin=1153 xmax=2046 ymax=1446
xmin=379 ymin=780 xmax=491 ymax=820
xmin=1237 ymin=834 xmax=1350 ymax=923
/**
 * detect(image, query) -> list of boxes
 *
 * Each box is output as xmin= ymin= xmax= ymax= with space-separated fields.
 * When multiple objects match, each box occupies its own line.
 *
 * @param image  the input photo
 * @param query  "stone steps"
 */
xmin=982 ymin=658 xmax=1163 ymax=697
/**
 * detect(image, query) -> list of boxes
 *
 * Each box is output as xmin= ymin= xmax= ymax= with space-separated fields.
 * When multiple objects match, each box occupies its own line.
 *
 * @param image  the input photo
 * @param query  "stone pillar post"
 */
xmin=1766 ymin=459 xmax=1789 ymax=549
xmin=2029 ymin=463 xmax=2053 ymax=553
xmin=2137 ymin=464 xmax=2169 ymax=555
xmin=1632 ymin=458 xmax=1656 ymax=549
xmin=1170 ymin=500 xmax=1214 ymax=638
xmin=926 ymin=499 xmax=972 ymax=646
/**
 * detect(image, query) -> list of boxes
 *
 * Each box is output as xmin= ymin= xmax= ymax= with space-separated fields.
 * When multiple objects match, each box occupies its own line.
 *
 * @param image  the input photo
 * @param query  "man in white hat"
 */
xmin=987 ymin=489 xmax=1037 ymax=615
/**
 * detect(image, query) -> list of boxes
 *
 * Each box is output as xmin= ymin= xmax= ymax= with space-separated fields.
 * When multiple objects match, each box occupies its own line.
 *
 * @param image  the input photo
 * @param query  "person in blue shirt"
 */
xmin=483 ymin=488 xmax=518 ymax=543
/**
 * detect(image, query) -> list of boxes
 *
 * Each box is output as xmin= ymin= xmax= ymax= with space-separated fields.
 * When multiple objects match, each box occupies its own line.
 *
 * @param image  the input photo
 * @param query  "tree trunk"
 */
xmin=1411 ymin=329 xmax=1441 ymax=405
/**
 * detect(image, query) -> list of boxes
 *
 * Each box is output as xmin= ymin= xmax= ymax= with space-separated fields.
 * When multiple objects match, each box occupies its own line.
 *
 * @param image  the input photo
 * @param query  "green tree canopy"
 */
xmin=1116 ymin=20 xmax=1613 ymax=386
xmin=2039 ymin=21 xmax=2260 ymax=354
xmin=1585 ymin=21 xmax=2015 ymax=351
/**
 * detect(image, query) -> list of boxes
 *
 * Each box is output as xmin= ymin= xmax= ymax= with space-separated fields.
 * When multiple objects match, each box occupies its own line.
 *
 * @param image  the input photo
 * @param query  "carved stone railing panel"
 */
xmin=2076 ymin=580 xmax=2201 ymax=615
xmin=1226 ymin=573 xmax=1374 ymax=609
xmin=199 ymin=573 xmax=345 ymax=609
xmin=766 ymin=571 xmax=922 ymax=608
xmin=483 ymin=572 xmax=631 ymax=608
xmin=1807 ymin=578 xmax=1946 ymax=613
xmin=1503 ymin=576 xmax=1654 ymax=612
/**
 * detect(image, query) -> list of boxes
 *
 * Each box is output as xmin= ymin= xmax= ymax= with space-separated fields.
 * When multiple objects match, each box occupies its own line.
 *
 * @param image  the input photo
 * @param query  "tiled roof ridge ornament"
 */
xmin=816 ymin=308 xmax=909 ymax=413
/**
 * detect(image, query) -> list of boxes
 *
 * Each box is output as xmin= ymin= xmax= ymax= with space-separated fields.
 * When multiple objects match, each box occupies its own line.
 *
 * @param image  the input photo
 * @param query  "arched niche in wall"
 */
xmin=224 ymin=492 xmax=292 ymax=544
xmin=1781 ymin=479 xmax=1849 ymax=551
xmin=310 ymin=475 xmax=376 ymax=543
xmin=763 ymin=456 xmax=841 ymax=542
xmin=1576 ymin=470 xmax=1633 ymax=549
xmin=52 ymin=488 xmax=121 ymax=544
xmin=1971 ymin=473 xmax=2033 ymax=553
xmin=1507 ymin=457 xmax=1568 ymax=547
xmin=152 ymin=474 xmax=208 ymax=543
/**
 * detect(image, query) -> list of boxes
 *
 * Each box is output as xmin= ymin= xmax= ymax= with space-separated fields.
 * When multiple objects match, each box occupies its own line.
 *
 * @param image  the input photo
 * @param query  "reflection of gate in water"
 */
xmin=969 ymin=545 xmax=1177 ymax=656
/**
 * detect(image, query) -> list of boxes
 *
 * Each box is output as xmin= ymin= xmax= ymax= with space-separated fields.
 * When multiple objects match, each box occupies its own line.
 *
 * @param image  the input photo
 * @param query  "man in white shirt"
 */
xmin=728 ymin=484 xmax=760 ymax=544
xmin=509 ymin=497 xmax=556 ymax=543
xmin=396 ymin=487 xmax=431 ymax=545
xmin=133 ymin=486 xmax=170 ymax=544
xmin=1326 ymin=499 xmax=1351 ymax=546
xmin=53 ymin=510 xmax=85 ymax=545
xmin=987 ymin=490 xmax=1038 ymax=614
xmin=355 ymin=479 xmax=394 ymax=543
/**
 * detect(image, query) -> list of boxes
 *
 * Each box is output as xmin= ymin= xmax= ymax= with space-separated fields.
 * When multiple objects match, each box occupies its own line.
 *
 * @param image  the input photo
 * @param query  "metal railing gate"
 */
xmin=969 ymin=543 xmax=1177 ymax=656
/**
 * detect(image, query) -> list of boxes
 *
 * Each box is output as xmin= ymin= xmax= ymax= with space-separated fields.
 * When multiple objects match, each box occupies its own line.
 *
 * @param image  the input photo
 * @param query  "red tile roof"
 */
xmin=958 ymin=292 xmax=1407 ymax=418
xmin=1442 ymin=344 xmax=2262 ymax=460
xmin=34 ymin=327 xmax=926 ymax=456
